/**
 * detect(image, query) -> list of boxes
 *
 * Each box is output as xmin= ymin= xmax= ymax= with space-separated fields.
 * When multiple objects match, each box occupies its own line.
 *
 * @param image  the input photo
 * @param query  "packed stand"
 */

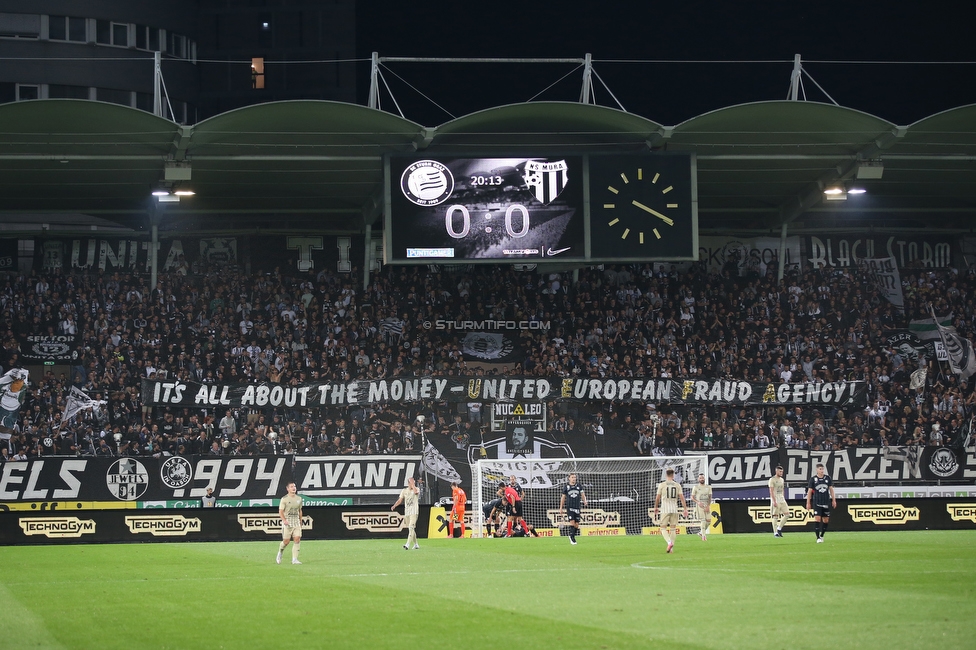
xmin=1 ymin=258 xmax=974 ymax=463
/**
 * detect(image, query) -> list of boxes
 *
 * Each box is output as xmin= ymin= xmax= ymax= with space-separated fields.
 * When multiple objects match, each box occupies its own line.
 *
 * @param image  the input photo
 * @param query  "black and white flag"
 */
xmin=379 ymin=317 xmax=405 ymax=341
xmin=461 ymin=332 xmax=523 ymax=364
xmin=422 ymin=442 xmax=462 ymax=483
xmin=931 ymin=307 xmax=976 ymax=382
xmin=61 ymin=386 xmax=106 ymax=427
xmin=862 ymin=257 xmax=904 ymax=311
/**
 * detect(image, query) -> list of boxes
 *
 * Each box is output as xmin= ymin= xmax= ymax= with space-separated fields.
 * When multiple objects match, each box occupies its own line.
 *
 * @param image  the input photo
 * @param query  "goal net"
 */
xmin=470 ymin=455 xmax=708 ymax=538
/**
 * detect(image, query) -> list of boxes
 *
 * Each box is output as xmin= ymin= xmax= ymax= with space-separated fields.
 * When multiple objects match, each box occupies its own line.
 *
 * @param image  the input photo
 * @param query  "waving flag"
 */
xmin=60 ymin=386 xmax=106 ymax=428
xmin=931 ymin=307 xmax=976 ymax=382
xmin=422 ymin=441 xmax=462 ymax=483
xmin=0 ymin=368 xmax=29 ymax=437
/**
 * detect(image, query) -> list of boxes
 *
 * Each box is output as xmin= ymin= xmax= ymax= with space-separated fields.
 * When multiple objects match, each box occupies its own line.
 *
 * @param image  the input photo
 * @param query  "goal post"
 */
xmin=470 ymin=455 xmax=709 ymax=538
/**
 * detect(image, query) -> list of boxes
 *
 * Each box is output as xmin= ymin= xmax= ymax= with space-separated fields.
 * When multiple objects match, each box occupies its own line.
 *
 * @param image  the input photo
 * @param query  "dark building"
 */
xmin=0 ymin=0 xmax=356 ymax=123
xmin=196 ymin=0 xmax=357 ymax=118
xmin=0 ymin=1 xmax=199 ymax=121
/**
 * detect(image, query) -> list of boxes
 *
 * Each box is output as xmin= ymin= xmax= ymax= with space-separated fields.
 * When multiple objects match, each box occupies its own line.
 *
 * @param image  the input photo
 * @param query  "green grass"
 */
xmin=2 ymin=531 xmax=975 ymax=649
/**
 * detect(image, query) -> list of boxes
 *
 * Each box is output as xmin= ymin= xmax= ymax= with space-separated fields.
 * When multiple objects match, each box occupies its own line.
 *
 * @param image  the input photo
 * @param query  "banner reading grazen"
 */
xmin=141 ymin=376 xmax=867 ymax=409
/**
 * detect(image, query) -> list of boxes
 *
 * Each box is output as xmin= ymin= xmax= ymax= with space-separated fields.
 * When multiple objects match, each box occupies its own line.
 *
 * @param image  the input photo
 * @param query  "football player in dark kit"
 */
xmin=511 ymin=520 xmax=540 ymax=537
xmin=482 ymin=485 xmax=506 ymax=537
xmin=559 ymin=472 xmax=588 ymax=545
xmin=805 ymin=463 xmax=837 ymax=543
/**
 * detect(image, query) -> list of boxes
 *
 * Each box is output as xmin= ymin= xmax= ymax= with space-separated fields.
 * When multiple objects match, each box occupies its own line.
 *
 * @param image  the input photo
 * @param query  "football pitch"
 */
xmin=2 ymin=530 xmax=974 ymax=649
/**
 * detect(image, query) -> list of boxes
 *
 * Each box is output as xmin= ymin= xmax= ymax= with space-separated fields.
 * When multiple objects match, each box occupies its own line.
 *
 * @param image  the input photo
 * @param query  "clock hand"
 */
xmin=631 ymin=200 xmax=674 ymax=226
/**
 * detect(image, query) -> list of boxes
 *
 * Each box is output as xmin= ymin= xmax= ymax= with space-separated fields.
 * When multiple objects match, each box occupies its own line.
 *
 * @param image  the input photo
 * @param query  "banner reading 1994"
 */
xmin=142 ymin=377 xmax=866 ymax=409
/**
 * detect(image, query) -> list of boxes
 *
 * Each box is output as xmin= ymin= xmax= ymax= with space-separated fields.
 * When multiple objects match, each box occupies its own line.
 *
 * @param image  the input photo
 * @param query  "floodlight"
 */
xmin=823 ymin=186 xmax=847 ymax=201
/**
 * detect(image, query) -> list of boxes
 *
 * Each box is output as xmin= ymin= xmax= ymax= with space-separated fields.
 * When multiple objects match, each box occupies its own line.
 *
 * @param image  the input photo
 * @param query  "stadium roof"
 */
xmin=0 ymin=98 xmax=974 ymax=236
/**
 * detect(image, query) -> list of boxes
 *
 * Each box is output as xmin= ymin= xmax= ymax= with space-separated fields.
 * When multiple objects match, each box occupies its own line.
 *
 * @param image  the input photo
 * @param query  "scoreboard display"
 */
xmin=387 ymin=156 xmax=586 ymax=262
xmin=385 ymin=153 xmax=697 ymax=264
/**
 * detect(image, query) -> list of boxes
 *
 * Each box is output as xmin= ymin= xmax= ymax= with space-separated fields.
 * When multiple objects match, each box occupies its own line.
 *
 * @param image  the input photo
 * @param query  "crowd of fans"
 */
xmin=1 ymin=254 xmax=974 ymax=465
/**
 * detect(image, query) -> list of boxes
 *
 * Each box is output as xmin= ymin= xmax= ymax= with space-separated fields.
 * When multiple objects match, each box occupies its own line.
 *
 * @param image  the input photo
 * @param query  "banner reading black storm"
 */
xmin=142 ymin=377 xmax=867 ymax=409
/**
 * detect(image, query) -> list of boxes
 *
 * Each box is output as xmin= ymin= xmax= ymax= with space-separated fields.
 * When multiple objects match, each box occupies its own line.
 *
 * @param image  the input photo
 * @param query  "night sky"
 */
xmin=356 ymin=3 xmax=975 ymax=127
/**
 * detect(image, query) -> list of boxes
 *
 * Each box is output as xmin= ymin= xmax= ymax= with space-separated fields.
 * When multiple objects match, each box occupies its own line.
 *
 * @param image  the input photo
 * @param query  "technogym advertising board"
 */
xmin=0 ymin=505 xmax=433 ymax=545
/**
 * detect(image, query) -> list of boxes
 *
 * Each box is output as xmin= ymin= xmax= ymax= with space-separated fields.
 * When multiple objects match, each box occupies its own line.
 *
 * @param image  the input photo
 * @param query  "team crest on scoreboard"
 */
xmin=522 ymin=159 xmax=569 ymax=205
xmin=400 ymin=160 xmax=455 ymax=206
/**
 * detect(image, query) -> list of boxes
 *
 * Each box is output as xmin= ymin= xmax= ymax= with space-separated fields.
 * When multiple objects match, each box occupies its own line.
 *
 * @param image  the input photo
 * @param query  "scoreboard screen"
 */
xmin=386 ymin=156 xmax=586 ymax=263
xmin=385 ymin=153 xmax=697 ymax=264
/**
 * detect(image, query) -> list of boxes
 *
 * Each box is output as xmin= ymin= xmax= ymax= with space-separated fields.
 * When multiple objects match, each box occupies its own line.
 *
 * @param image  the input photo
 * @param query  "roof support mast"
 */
xmin=788 ymin=53 xmax=802 ymax=101
xmin=368 ymin=52 xmax=381 ymax=110
xmin=778 ymin=54 xmax=803 ymax=281
xmin=581 ymin=53 xmax=593 ymax=104
xmin=153 ymin=51 xmax=175 ymax=121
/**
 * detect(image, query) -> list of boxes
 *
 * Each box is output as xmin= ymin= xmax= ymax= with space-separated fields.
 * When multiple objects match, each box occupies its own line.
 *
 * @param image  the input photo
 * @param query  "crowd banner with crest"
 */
xmin=14 ymin=334 xmax=80 ymax=363
xmin=0 ymin=456 xmax=293 ymax=504
xmin=1 ymin=447 xmax=972 ymax=509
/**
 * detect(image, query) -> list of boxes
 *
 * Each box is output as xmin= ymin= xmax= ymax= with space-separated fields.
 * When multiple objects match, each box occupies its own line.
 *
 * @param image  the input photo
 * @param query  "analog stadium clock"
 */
xmin=588 ymin=153 xmax=697 ymax=260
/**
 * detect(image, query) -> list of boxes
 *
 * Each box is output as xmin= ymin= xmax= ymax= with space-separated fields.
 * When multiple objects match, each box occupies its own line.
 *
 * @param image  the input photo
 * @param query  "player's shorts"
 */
xmin=659 ymin=512 xmax=679 ymax=528
xmin=770 ymin=502 xmax=789 ymax=517
xmin=451 ymin=508 xmax=466 ymax=522
xmin=507 ymin=500 xmax=523 ymax=518
xmin=696 ymin=506 xmax=712 ymax=522
xmin=566 ymin=507 xmax=581 ymax=523
xmin=813 ymin=504 xmax=831 ymax=519
xmin=403 ymin=513 xmax=418 ymax=528
xmin=282 ymin=523 xmax=302 ymax=540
